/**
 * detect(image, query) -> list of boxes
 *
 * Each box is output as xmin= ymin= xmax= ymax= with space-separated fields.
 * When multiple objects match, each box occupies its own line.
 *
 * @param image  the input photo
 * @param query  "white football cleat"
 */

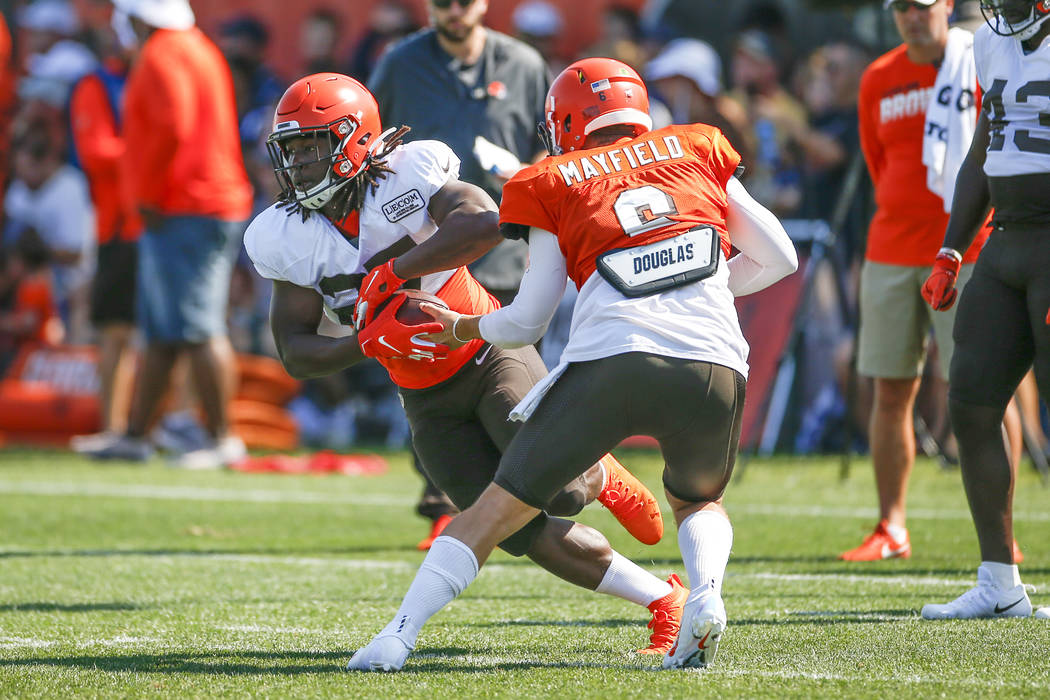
xmin=346 ymin=634 xmax=412 ymax=672
xmin=921 ymin=567 xmax=1032 ymax=620
xmin=662 ymin=585 xmax=726 ymax=670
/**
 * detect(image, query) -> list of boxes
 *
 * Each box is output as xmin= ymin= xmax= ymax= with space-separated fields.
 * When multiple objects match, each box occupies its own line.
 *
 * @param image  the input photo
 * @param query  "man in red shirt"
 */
xmin=84 ymin=0 xmax=253 ymax=469
xmin=844 ymin=0 xmax=1008 ymax=561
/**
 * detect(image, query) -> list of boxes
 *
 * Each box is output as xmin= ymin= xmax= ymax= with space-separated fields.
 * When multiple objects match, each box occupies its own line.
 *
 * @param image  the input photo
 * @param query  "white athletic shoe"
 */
xmin=346 ymin=634 xmax=412 ymax=672
xmin=662 ymin=585 xmax=726 ymax=670
xmin=169 ymin=436 xmax=246 ymax=470
xmin=70 ymin=431 xmax=120 ymax=453
xmin=921 ymin=567 xmax=1032 ymax=620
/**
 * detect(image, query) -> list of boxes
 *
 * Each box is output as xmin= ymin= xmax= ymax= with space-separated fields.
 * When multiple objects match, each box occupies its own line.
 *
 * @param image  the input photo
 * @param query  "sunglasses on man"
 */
xmin=432 ymin=0 xmax=476 ymax=9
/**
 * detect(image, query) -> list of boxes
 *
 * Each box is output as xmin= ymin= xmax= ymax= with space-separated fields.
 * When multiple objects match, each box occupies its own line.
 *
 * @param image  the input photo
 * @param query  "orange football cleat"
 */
xmin=839 ymin=520 xmax=911 ymax=561
xmin=416 ymin=513 xmax=454 ymax=551
xmin=637 ymin=574 xmax=689 ymax=654
xmin=596 ymin=454 xmax=663 ymax=545
xmin=1013 ymin=539 xmax=1024 ymax=564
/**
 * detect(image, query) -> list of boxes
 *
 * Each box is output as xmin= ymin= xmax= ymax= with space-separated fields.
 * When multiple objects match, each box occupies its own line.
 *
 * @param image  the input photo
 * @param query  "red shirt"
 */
xmin=501 ymin=124 xmax=740 ymax=288
xmin=70 ymin=71 xmax=142 ymax=243
xmin=859 ymin=44 xmax=989 ymax=265
xmin=121 ymin=28 xmax=252 ymax=220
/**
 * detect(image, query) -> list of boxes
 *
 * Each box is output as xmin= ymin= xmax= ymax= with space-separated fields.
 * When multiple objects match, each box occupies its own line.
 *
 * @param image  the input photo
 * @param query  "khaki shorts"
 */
xmin=857 ymin=260 xmax=974 ymax=381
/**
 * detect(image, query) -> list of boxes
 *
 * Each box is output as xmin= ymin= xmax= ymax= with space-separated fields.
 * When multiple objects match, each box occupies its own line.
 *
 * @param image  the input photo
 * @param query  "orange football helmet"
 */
xmin=541 ymin=57 xmax=652 ymax=155
xmin=267 ymin=73 xmax=388 ymax=209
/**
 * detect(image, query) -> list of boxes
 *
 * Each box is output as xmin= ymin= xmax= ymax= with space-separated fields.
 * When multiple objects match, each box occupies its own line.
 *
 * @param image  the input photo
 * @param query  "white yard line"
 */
xmin=2 ymin=479 xmax=1048 ymax=524
xmin=0 ymin=480 xmax=412 ymax=507
xmin=0 ymin=635 xmax=159 ymax=649
xmin=0 ymin=548 xmax=1003 ymax=589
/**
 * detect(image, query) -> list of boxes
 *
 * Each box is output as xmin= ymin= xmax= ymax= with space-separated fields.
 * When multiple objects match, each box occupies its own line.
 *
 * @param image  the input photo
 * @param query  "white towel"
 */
xmin=508 ymin=361 xmax=568 ymax=422
xmin=923 ymin=27 xmax=977 ymax=213
xmin=473 ymin=135 xmax=523 ymax=179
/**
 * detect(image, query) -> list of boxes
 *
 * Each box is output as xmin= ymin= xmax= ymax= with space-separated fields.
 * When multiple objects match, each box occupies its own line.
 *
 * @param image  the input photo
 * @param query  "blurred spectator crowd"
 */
xmin=0 ymin=0 xmax=1008 ymax=456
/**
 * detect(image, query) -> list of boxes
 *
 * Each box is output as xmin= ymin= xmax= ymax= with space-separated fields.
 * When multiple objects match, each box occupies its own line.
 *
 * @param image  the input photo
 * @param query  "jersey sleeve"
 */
xmin=242 ymin=210 xmax=288 ymax=282
xmin=499 ymin=165 xmax=558 ymax=233
xmin=705 ymin=128 xmax=743 ymax=187
xmin=242 ymin=205 xmax=323 ymax=286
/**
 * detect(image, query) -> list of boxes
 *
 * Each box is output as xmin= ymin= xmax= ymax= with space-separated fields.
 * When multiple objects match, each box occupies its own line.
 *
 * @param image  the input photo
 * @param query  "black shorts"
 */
xmin=399 ymin=343 xmax=591 ymax=557
xmin=950 ymin=225 xmax=1050 ymax=409
xmin=90 ymin=239 xmax=138 ymax=325
xmin=496 ymin=353 xmax=746 ymax=507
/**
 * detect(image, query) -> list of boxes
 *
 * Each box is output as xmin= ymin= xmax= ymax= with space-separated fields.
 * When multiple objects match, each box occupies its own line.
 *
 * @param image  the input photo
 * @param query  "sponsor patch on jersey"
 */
xmin=382 ymin=189 xmax=425 ymax=222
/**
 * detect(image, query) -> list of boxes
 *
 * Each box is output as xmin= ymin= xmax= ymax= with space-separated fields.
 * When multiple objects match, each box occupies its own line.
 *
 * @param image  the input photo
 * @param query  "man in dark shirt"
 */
xmin=368 ymin=0 xmax=551 ymax=543
xmin=368 ymin=0 xmax=549 ymax=302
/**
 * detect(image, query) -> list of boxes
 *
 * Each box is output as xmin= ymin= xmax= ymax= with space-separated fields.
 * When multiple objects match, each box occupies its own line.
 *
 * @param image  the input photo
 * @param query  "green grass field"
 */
xmin=1 ymin=448 xmax=1048 ymax=698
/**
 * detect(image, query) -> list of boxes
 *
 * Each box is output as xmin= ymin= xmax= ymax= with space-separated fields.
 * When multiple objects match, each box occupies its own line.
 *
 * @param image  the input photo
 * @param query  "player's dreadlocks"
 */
xmin=278 ymin=125 xmax=411 ymax=223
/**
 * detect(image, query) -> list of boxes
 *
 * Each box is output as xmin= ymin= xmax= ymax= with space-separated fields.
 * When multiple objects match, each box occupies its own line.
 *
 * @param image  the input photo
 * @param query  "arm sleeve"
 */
xmin=725 ymin=177 xmax=799 ymax=296
xmin=70 ymin=76 xmax=123 ymax=179
xmin=857 ymin=69 xmax=884 ymax=186
xmin=478 ymin=228 xmax=567 ymax=347
xmin=126 ymin=52 xmax=184 ymax=208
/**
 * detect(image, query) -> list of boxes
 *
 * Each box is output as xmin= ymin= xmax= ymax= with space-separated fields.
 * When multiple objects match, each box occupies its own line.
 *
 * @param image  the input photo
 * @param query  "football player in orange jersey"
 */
xmin=244 ymin=72 xmax=690 ymax=659
xmin=348 ymin=58 xmax=797 ymax=672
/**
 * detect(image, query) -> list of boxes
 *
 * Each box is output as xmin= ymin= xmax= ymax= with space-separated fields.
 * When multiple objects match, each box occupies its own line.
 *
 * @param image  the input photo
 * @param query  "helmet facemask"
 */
xmin=981 ymin=0 xmax=1050 ymax=40
xmin=539 ymin=95 xmax=562 ymax=156
xmin=267 ymin=116 xmax=365 ymax=210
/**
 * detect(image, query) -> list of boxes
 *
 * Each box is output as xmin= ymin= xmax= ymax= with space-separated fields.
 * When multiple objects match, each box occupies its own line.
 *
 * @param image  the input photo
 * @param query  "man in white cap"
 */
xmin=84 ymin=0 xmax=253 ymax=469
xmin=645 ymin=38 xmax=749 ymax=158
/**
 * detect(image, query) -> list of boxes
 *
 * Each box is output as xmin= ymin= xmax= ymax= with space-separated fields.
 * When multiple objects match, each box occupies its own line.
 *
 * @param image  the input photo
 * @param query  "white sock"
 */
xmin=594 ymin=551 xmax=672 ymax=606
xmin=379 ymin=535 xmax=479 ymax=647
xmin=885 ymin=522 xmax=908 ymax=543
xmin=678 ymin=510 xmax=733 ymax=594
xmin=980 ymin=560 xmax=1022 ymax=589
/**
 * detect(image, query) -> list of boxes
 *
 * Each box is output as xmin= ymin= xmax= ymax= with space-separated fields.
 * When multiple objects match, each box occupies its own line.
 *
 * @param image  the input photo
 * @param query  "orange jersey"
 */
xmin=378 ymin=266 xmax=499 ymax=390
xmin=859 ymin=44 xmax=989 ymax=265
xmin=121 ymin=28 xmax=252 ymax=221
xmin=500 ymin=124 xmax=740 ymax=288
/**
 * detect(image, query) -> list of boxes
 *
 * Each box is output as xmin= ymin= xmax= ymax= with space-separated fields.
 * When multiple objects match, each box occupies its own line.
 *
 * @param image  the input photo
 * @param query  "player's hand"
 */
xmin=921 ymin=248 xmax=962 ymax=311
xmin=357 ymin=296 xmax=448 ymax=362
xmin=419 ymin=303 xmax=478 ymax=350
xmin=355 ymin=259 xmax=407 ymax=330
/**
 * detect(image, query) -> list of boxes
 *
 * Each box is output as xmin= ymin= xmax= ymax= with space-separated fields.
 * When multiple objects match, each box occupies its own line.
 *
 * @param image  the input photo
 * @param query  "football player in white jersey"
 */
xmin=347 ymin=58 xmax=797 ymax=672
xmin=244 ymin=73 xmax=695 ymax=661
xmin=920 ymin=1 xmax=1050 ymax=619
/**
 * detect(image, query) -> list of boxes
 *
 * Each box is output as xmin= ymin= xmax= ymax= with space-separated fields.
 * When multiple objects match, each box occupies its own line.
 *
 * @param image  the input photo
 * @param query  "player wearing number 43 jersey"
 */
xmin=348 ymin=58 xmax=798 ymax=672
xmin=920 ymin=0 xmax=1050 ymax=620
xmin=244 ymin=72 xmax=690 ymax=660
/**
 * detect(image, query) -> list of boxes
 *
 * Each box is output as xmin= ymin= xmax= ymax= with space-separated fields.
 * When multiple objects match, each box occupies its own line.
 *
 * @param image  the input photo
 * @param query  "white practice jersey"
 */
xmin=244 ymin=141 xmax=460 ymax=327
xmin=975 ymin=23 xmax=1050 ymax=177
